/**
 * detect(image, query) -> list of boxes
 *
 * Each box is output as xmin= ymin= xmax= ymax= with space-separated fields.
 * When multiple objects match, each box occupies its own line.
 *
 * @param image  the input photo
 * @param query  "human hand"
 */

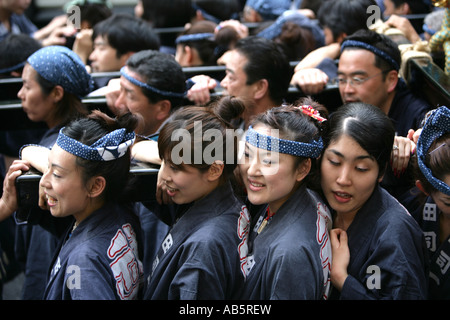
xmin=290 ymin=68 xmax=328 ymax=95
xmin=72 ymin=29 xmax=94 ymax=65
xmin=0 ymin=160 xmax=30 ymax=221
xmin=186 ymin=75 xmax=216 ymax=105
xmin=104 ymin=78 xmax=124 ymax=115
xmin=385 ymin=15 xmax=421 ymax=44
xmin=216 ymin=19 xmax=249 ymax=39
xmin=41 ymin=26 xmax=77 ymax=47
xmin=391 ymin=135 xmax=415 ymax=177
xmin=409 ymin=128 xmax=422 ymax=145
xmin=330 ymin=228 xmax=350 ymax=291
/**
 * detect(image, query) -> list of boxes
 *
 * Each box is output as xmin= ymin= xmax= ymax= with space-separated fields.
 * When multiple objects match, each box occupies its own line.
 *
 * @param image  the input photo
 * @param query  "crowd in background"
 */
xmin=0 ymin=0 xmax=449 ymax=302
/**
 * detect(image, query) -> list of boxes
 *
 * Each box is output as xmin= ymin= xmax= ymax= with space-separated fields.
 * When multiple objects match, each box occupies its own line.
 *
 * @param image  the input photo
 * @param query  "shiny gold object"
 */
xmin=431 ymin=0 xmax=448 ymax=7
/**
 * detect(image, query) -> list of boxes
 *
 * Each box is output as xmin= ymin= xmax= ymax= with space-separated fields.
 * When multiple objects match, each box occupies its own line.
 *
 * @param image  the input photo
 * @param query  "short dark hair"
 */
xmin=318 ymin=0 xmax=376 ymax=41
xmin=234 ymin=36 xmax=292 ymax=104
xmin=323 ymin=102 xmax=395 ymax=178
xmin=126 ymin=50 xmax=186 ymax=110
xmin=93 ymin=13 xmax=160 ymax=58
xmin=78 ymin=2 xmax=112 ymax=28
xmin=0 ymin=34 xmax=41 ymax=75
xmin=342 ymin=29 xmax=402 ymax=73
xmin=192 ymin=0 xmax=241 ymax=22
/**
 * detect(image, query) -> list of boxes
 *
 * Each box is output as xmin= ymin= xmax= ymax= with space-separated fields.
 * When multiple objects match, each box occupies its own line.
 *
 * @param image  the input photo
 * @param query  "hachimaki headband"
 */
xmin=416 ymin=106 xmax=450 ymax=195
xmin=245 ymin=105 xmax=325 ymax=158
xmin=340 ymin=40 xmax=400 ymax=71
xmin=175 ymin=33 xmax=215 ymax=44
xmin=120 ymin=67 xmax=186 ymax=99
xmin=56 ymin=127 xmax=135 ymax=161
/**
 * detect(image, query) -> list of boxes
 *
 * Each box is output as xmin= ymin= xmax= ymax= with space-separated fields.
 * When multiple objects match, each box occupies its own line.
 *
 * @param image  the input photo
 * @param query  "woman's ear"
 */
xmin=207 ymin=160 xmax=225 ymax=182
xmin=296 ymin=158 xmax=312 ymax=182
xmin=88 ymin=176 xmax=106 ymax=198
xmin=52 ymin=85 xmax=65 ymax=103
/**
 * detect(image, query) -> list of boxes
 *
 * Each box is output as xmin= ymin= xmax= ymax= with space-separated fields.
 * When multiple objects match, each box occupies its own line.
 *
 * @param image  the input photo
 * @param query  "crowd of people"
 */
xmin=0 ymin=0 xmax=449 ymax=301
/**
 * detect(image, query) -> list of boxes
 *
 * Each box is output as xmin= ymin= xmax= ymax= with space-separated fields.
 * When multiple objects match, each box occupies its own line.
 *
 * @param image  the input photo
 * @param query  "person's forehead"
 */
xmin=94 ymin=34 xmax=110 ymax=46
xmin=120 ymin=67 xmax=146 ymax=91
xmin=226 ymin=50 xmax=248 ymax=73
xmin=22 ymin=63 xmax=37 ymax=81
xmin=338 ymin=49 xmax=377 ymax=71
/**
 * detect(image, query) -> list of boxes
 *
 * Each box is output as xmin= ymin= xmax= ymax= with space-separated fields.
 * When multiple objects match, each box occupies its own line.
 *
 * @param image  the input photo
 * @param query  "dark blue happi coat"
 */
xmin=143 ymin=182 xmax=250 ymax=300
xmin=330 ymin=186 xmax=429 ymax=300
xmin=406 ymin=194 xmax=450 ymax=299
xmin=44 ymin=203 xmax=143 ymax=300
xmin=240 ymin=184 xmax=332 ymax=300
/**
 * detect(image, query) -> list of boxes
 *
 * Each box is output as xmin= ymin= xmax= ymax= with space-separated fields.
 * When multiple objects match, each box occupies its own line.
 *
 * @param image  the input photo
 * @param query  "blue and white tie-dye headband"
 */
xmin=56 ymin=128 xmax=135 ymax=161
xmin=120 ymin=67 xmax=186 ymax=99
xmin=245 ymin=125 xmax=323 ymax=158
xmin=341 ymin=40 xmax=400 ymax=71
xmin=417 ymin=106 xmax=450 ymax=195
xmin=28 ymin=46 xmax=94 ymax=99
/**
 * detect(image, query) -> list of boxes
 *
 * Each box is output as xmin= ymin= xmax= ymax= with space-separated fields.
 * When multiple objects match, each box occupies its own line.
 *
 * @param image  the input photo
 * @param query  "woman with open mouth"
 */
xmin=143 ymin=96 xmax=251 ymax=300
xmin=238 ymin=97 xmax=332 ymax=300
xmin=320 ymin=102 xmax=428 ymax=299
xmin=39 ymin=110 xmax=143 ymax=299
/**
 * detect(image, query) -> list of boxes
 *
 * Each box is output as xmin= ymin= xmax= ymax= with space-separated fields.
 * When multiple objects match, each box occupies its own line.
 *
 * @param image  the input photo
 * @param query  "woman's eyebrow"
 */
xmin=327 ymin=149 xmax=373 ymax=161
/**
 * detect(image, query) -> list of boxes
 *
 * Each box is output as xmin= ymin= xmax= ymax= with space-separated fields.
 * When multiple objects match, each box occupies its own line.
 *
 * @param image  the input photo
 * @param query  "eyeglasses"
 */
xmin=331 ymin=70 xmax=388 ymax=87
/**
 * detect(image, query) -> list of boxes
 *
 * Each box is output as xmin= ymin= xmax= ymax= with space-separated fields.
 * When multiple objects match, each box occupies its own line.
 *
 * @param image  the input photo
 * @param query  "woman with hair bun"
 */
xmin=41 ymin=110 xmax=143 ymax=300
xmin=13 ymin=45 xmax=94 ymax=299
xmin=143 ymin=96 xmax=251 ymax=300
xmin=238 ymin=97 xmax=332 ymax=300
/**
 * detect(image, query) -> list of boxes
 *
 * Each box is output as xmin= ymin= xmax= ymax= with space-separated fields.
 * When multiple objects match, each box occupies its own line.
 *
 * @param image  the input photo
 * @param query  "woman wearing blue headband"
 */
xmin=40 ymin=110 xmax=143 ymax=300
xmin=321 ymin=102 xmax=428 ymax=299
xmin=11 ymin=45 xmax=94 ymax=299
xmin=238 ymin=97 xmax=332 ymax=300
xmin=402 ymin=106 xmax=450 ymax=299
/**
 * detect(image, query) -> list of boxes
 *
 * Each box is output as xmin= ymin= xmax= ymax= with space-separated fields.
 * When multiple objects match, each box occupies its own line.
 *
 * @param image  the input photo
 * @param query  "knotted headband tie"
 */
xmin=56 ymin=128 xmax=135 ymax=161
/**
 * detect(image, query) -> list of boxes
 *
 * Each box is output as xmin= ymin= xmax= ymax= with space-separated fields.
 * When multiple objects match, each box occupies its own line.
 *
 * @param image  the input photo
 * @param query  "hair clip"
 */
xmin=297 ymin=105 xmax=327 ymax=123
xmin=429 ymin=142 xmax=447 ymax=155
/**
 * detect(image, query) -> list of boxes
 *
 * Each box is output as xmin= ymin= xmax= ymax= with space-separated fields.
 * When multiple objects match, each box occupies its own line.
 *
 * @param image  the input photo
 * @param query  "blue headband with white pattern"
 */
xmin=417 ymin=106 xmax=450 ymax=195
xmin=120 ymin=67 xmax=186 ymax=99
xmin=56 ymin=128 xmax=135 ymax=161
xmin=341 ymin=40 xmax=400 ymax=71
xmin=28 ymin=46 xmax=94 ymax=99
xmin=245 ymin=125 xmax=323 ymax=158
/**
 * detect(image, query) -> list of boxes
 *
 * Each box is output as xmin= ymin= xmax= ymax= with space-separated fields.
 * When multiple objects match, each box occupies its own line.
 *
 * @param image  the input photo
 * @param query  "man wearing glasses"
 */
xmin=292 ymin=29 xmax=432 ymax=199
xmin=292 ymin=29 xmax=431 ymax=137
